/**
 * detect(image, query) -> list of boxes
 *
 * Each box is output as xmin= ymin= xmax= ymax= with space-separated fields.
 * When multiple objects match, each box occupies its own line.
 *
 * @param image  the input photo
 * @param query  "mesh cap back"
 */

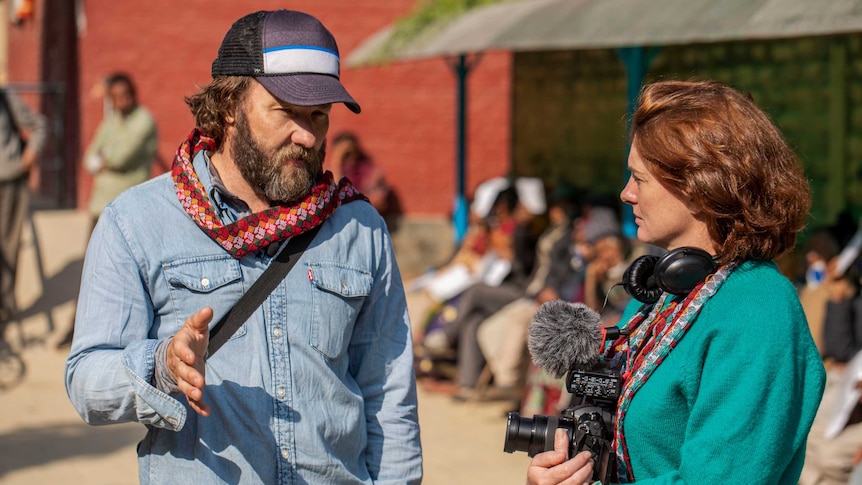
xmin=212 ymin=11 xmax=266 ymax=76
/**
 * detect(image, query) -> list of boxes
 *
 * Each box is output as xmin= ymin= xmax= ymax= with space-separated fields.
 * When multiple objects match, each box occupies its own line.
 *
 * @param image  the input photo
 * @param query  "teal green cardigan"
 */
xmin=616 ymin=260 xmax=825 ymax=483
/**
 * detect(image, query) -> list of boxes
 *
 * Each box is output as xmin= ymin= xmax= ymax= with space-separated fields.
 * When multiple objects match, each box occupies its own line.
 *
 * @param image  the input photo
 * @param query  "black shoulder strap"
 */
xmin=207 ymin=225 xmax=321 ymax=357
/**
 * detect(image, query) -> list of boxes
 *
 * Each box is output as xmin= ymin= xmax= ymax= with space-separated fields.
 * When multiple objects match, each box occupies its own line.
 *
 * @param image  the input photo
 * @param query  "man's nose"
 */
xmin=290 ymin=119 xmax=317 ymax=148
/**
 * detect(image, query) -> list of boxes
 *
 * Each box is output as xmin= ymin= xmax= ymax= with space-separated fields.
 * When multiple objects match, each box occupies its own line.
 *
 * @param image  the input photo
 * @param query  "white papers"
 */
xmin=835 ymin=224 xmax=862 ymax=276
xmin=825 ymin=350 xmax=862 ymax=439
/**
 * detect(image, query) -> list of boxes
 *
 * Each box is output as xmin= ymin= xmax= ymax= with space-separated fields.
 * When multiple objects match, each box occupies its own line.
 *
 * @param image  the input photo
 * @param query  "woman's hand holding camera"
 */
xmin=526 ymin=428 xmax=595 ymax=485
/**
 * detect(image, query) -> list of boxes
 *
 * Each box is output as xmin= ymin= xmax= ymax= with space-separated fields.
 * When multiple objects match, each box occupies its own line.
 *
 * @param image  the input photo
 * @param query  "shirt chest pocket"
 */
xmin=163 ymin=255 xmax=245 ymax=337
xmin=308 ymin=263 xmax=373 ymax=360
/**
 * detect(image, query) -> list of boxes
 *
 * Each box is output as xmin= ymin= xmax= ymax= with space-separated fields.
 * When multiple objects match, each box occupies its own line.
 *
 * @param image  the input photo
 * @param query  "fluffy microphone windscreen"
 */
xmin=528 ymin=300 xmax=603 ymax=378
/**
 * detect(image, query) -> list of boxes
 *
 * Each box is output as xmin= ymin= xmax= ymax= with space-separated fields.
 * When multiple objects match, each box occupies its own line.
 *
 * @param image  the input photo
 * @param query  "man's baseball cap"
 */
xmin=212 ymin=9 xmax=360 ymax=114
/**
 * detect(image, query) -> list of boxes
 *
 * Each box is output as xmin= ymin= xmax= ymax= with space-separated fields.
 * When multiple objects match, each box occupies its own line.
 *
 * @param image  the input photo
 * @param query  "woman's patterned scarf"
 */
xmin=172 ymin=129 xmax=366 ymax=258
xmin=602 ymin=263 xmax=737 ymax=482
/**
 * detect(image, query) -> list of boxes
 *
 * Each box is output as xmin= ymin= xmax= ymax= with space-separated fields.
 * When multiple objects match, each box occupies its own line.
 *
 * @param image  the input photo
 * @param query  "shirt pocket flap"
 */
xmin=309 ymin=263 xmax=372 ymax=298
xmin=164 ymin=256 xmax=242 ymax=293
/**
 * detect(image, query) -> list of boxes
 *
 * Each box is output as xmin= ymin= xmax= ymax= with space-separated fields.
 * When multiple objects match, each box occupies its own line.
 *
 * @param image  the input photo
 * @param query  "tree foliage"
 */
xmin=374 ymin=0 xmax=512 ymax=62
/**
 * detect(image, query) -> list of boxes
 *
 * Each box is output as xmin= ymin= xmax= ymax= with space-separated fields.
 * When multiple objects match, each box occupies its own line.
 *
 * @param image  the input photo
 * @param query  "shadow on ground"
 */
xmin=0 ymin=422 xmax=143 ymax=478
xmin=14 ymin=258 xmax=83 ymax=324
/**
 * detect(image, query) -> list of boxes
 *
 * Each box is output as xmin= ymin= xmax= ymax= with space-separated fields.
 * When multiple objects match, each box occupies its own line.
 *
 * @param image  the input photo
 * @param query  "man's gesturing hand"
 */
xmin=167 ymin=307 xmax=213 ymax=416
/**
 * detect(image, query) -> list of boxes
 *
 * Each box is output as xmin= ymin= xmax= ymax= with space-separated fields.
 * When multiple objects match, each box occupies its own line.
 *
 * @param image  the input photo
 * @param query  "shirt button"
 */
xmin=277 ymin=387 xmax=285 ymax=399
xmin=273 ymin=328 xmax=281 ymax=338
xmin=201 ymin=277 xmax=210 ymax=288
xmin=341 ymin=282 xmax=347 ymax=292
xmin=281 ymin=447 xmax=288 ymax=460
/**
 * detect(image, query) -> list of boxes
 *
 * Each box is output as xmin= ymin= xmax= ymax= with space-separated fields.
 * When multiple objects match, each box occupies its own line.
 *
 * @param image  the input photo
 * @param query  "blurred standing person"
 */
xmin=64 ymin=10 xmax=421 ymax=484
xmin=84 ymin=72 xmax=158 ymax=229
xmin=526 ymin=80 xmax=824 ymax=484
xmin=0 ymin=87 xmax=47 ymax=323
xmin=328 ymin=131 xmax=395 ymax=220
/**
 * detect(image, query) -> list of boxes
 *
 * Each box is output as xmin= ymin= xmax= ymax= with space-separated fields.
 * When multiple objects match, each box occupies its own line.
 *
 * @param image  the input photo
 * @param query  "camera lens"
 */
xmin=503 ymin=412 xmax=559 ymax=457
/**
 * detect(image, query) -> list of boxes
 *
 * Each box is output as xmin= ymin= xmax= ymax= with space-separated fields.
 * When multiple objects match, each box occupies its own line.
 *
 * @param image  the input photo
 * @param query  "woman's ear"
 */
xmin=684 ymin=194 xmax=702 ymax=216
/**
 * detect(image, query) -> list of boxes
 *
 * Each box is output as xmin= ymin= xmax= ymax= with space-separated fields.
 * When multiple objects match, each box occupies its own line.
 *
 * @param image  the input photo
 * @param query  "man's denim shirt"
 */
xmin=64 ymin=151 xmax=423 ymax=484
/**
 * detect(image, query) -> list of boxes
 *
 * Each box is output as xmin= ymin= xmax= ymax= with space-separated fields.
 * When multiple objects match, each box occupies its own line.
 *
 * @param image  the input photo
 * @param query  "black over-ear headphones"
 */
xmin=622 ymin=247 xmax=718 ymax=304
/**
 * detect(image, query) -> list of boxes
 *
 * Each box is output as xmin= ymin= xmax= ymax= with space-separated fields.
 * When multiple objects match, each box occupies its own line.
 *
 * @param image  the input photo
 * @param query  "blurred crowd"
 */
xmin=405 ymin=176 xmax=654 ymax=417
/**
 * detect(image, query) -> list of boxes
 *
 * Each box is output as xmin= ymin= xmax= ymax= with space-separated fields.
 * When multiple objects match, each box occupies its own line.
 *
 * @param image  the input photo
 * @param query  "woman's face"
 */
xmin=620 ymin=143 xmax=714 ymax=252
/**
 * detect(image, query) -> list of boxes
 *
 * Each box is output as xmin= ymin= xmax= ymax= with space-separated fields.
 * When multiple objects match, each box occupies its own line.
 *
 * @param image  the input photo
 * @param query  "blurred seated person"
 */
xmin=799 ymin=228 xmax=842 ymax=355
xmin=420 ymin=181 xmax=552 ymax=400
xmin=512 ymin=232 xmax=633 ymax=410
xmin=822 ymin=251 xmax=862 ymax=367
xmin=583 ymin=231 xmax=634 ymax=323
xmin=404 ymin=178 xmax=519 ymax=344
xmin=328 ymin=131 xmax=391 ymax=214
xmin=470 ymin=190 xmax=580 ymax=403
xmin=495 ymin=208 xmax=630 ymax=413
xmin=419 ymin=180 xmax=541 ymax=350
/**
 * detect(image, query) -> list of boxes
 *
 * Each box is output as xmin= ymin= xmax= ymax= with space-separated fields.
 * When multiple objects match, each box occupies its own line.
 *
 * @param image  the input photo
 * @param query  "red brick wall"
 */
xmin=9 ymin=0 xmax=512 ymax=216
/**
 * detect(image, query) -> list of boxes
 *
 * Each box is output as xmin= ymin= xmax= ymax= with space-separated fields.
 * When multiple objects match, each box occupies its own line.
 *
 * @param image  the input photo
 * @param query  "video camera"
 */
xmin=503 ymin=362 xmax=621 ymax=482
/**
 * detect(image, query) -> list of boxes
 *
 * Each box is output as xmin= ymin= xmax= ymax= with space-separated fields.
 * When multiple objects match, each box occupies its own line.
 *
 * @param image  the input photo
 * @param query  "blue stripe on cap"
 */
xmin=262 ymin=46 xmax=340 ymax=77
xmin=262 ymin=45 xmax=338 ymax=56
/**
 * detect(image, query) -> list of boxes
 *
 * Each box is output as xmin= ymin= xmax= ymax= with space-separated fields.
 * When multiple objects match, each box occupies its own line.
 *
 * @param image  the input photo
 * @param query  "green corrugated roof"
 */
xmin=347 ymin=0 xmax=862 ymax=66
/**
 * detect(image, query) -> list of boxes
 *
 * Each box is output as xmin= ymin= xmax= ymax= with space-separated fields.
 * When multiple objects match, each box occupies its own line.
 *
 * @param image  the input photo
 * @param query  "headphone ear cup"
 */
xmin=653 ymin=247 xmax=718 ymax=295
xmin=622 ymin=255 xmax=662 ymax=304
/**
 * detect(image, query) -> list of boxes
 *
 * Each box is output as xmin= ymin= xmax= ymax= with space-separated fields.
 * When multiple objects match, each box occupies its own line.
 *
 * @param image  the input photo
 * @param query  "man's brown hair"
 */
xmin=185 ymin=76 xmax=251 ymax=149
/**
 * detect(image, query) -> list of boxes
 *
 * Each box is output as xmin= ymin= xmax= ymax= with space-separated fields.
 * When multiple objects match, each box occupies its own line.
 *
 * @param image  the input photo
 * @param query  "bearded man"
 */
xmin=64 ymin=10 xmax=422 ymax=484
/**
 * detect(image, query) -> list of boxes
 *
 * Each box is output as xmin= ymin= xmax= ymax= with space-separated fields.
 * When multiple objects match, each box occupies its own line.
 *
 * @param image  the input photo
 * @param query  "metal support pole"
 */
xmin=446 ymin=54 xmax=481 ymax=244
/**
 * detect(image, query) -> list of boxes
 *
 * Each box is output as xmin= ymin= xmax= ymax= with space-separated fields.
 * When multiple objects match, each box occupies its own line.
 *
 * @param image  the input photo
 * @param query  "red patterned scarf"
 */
xmin=172 ymin=128 xmax=366 ymax=258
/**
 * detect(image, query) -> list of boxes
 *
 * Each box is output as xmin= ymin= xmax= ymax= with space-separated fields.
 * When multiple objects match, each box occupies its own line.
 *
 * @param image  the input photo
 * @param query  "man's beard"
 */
xmin=230 ymin=109 xmax=325 ymax=204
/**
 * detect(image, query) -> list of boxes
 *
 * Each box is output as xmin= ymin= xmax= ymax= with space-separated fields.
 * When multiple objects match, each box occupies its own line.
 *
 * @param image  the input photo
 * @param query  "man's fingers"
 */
xmin=173 ymin=359 xmax=205 ymax=391
xmin=186 ymin=307 xmax=214 ymax=334
xmin=176 ymin=375 xmax=203 ymax=400
xmin=175 ymin=368 xmax=209 ymax=416
xmin=187 ymin=397 xmax=211 ymax=417
xmin=166 ymin=307 xmax=214 ymax=417
xmin=175 ymin=307 xmax=213 ymax=364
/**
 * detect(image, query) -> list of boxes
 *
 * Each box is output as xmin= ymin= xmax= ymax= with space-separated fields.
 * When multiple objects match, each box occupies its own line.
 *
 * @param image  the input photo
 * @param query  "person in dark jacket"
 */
xmin=0 ymin=87 xmax=47 ymax=323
